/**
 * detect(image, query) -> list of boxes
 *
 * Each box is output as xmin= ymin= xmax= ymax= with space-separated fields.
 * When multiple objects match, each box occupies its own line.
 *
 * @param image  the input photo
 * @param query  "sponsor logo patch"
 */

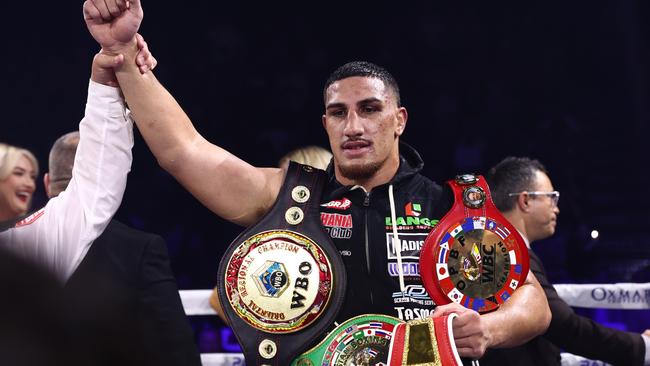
xmin=392 ymin=285 xmax=434 ymax=306
xmin=320 ymin=197 xmax=351 ymax=210
xmin=384 ymin=202 xmax=438 ymax=230
xmin=405 ymin=202 xmax=421 ymax=217
xmin=321 ymin=213 xmax=353 ymax=239
xmin=393 ymin=306 xmax=433 ymax=321
xmin=15 ymin=208 xmax=45 ymax=228
xmin=320 ymin=213 xmax=352 ymax=228
xmin=388 ymin=262 xmax=420 ymax=277
xmin=385 ymin=232 xmax=428 ymax=260
xmin=385 ymin=216 xmax=438 ymax=228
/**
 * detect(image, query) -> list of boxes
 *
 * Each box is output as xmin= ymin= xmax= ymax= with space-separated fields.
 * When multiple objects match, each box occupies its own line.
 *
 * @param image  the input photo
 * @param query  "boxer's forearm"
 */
xmin=483 ymin=271 xmax=551 ymax=348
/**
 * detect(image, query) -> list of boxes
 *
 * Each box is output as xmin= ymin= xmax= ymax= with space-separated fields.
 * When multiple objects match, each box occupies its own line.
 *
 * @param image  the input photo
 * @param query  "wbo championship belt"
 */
xmin=292 ymin=314 xmax=462 ymax=366
xmin=216 ymin=162 xmax=347 ymax=365
xmin=420 ymin=174 xmax=529 ymax=313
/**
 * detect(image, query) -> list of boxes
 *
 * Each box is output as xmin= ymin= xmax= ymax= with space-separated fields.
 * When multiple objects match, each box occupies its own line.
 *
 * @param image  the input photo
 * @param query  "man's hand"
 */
xmin=432 ymin=302 xmax=489 ymax=359
xmin=91 ymin=33 xmax=157 ymax=86
xmin=83 ymin=0 xmax=143 ymax=54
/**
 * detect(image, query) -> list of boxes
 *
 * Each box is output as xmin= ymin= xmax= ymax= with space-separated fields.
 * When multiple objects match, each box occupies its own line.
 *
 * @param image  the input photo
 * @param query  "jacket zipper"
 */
xmin=363 ymin=191 xmax=373 ymax=304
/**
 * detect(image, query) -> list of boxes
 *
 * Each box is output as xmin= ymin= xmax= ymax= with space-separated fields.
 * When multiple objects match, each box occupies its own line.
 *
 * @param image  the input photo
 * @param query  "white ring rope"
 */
xmin=553 ymin=283 xmax=650 ymax=309
xmin=178 ymin=283 xmax=650 ymax=316
xmin=180 ymin=289 xmax=216 ymax=316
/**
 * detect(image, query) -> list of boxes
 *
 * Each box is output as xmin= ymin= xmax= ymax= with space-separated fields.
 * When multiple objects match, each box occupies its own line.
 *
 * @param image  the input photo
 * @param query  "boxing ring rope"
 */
xmin=554 ymin=283 xmax=650 ymax=310
xmin=180 ymin=283 xmax=650 ymax=366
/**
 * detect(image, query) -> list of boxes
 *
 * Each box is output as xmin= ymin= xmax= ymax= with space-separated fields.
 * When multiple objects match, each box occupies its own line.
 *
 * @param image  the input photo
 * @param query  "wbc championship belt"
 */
xmin=420 ymin=174 xmax=529 ymax=313
xmin=292 ymin=313 xmax=462 ymax=366
xmin=216 ymin=162 xmax=347 ymax=365
xmin=291 ymin=314 xmax=401 ymax=366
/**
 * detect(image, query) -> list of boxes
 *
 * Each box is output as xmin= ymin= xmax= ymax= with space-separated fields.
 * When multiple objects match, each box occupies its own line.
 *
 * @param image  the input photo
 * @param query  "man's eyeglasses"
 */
xmin=507 ymin=191 xmax=560 ymax=206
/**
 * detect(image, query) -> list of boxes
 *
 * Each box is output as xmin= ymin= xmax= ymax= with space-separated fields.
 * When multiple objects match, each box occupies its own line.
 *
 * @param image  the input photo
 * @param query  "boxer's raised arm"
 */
xmin=120 ymin=59 xmax=283 ymax=225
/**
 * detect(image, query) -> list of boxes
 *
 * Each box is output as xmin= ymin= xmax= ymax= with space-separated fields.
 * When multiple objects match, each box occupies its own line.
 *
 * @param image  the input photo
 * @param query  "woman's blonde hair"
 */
xmin=0 ymin=143 xmax=39 ymax=181
xmin=278 ymin=145 xmax=333 ymax=170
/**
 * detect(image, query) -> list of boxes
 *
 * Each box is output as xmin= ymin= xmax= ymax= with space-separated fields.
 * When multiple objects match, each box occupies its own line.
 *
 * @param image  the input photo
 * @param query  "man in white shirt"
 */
xmin=0 ymin=37 xmax=156 ymax=283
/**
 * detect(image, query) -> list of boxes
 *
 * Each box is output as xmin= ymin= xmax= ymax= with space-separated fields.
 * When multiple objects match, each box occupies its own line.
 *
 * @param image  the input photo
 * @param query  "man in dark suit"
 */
xmin=44 ymin=131 xmax=201 ymax=366
xmin=483 ymin=156 xmax=650 ymax=366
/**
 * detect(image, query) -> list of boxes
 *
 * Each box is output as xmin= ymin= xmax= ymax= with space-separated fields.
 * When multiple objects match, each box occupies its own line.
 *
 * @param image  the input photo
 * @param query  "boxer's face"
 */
xmin=0 ymin=155 xmax=36 ymax=220
xmin=322 ymin=76 xmax=406 ymax=184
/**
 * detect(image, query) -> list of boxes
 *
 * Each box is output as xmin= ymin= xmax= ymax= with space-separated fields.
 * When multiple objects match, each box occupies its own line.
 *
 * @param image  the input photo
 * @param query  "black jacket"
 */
xmin=63 ymin=220 xmax=201 ymax=366
xmin=321 ymin=142 xmax=453 ymax=322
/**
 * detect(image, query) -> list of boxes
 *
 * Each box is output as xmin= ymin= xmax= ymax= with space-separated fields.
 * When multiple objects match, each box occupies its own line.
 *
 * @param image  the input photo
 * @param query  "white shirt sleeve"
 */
xmin=0 ymin=80 xmax=133 ymax=282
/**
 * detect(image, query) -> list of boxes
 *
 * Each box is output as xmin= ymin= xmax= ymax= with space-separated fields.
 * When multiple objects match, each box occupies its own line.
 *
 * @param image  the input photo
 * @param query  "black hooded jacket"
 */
xmin=320 ymin=142 xmax=453 ymax=322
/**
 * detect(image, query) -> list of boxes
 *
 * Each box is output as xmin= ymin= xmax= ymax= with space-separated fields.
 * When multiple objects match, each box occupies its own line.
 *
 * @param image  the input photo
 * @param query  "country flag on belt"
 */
xmin=494 ymin=226 xmax=511 ymax=240
xmin=501 ymin=291 xmax=511 ymax=302
xmin=450 ymin=224 xmax=463 ymax=237
xmin=486 ymin=219 xmax=497 ymax=231
xmin=342 ymin=334 xmax=355 ymax=346
xmin=514 ymin=263 xmax=522 ymax=274
xmin=462 ymin=296 xmax=471 ymax=308
xmin=373 ymin=330 xmax=391 ymax=337
xmin=509 ymin=279 xmax=519 ymax=290
xmin=334 ymin=326 xmax=357 ymax=344
xmin=509 ymin=250 xmax=517 ymax=265
xmin=473 ymin=216 xmax=486 ymax=230
xmin=462 ymin=220 xmax=475 ymax=233
xmin=472 ymin=298 xmax=486 ymax=311
xmin=362 ymin=329 xmax=386 ymax=337
xmin=367 ymin=349 xmax=379 ymax=357
xmin=357 ymin=322 xmax=385 ymax=330
xmin=436 ymin=263 xmax=449 ymax=280
xmin=327 ymin=342 xmax=337 ymax=353
xmin=447 ymin=288 xmax=463 ymax=304
xmin=438 ymin=242 xmax=449 ymax=263
xmin=336 ymin=342 xmax=346 ymax=353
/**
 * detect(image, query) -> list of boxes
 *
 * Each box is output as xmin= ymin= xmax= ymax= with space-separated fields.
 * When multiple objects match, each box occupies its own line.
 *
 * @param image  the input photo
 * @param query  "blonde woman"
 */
xmin=0 ymin=143 xmax=38 ymax=221
xmin=278 ymin=145 xmax=333 ymax=171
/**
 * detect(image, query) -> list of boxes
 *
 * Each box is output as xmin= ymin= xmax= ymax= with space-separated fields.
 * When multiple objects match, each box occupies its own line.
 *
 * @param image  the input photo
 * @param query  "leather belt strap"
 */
xmin=216 ymin=162 xmax=347 ymax=365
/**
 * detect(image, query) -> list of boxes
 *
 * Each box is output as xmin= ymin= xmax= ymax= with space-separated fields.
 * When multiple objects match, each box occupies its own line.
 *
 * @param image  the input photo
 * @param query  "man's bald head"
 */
xmin=46 ymin=131 xmax=80 ymax=198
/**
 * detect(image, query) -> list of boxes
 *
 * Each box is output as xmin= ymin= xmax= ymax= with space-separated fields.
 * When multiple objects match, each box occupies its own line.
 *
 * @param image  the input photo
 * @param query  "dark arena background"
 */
xmin=3 ymin=0 xmax=650 ymax=361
